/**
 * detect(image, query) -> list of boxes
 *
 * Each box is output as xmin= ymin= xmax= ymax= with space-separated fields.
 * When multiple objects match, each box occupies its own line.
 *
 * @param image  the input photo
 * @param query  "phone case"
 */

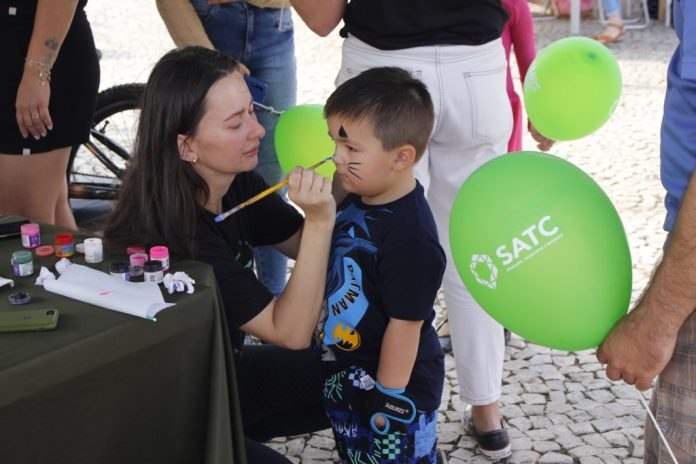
xmin=0 ymin=219 xmax=30 ymax=239
xmin=0 ymin=309 xmax=59 ymax=333
xmin=244 ymin=74 xmax=269 ymax=104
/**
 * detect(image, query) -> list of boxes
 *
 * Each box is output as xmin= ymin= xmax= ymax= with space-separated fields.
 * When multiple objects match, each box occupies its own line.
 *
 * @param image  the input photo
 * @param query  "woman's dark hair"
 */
xmin=104 ymin=46 xmax=240 ymax=258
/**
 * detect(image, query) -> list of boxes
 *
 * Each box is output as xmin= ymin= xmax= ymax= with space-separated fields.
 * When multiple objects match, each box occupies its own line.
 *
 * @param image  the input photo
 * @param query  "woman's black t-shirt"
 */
xmin=340 ymin=0 xmax=509 ymax=50
xmin=195 ymin=171 xmax=303 ymax=355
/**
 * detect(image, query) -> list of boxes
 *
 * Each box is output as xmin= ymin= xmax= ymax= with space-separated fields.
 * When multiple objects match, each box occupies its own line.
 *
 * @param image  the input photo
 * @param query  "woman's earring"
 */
xmin=192 ymin=156 xmax=198 ymax=165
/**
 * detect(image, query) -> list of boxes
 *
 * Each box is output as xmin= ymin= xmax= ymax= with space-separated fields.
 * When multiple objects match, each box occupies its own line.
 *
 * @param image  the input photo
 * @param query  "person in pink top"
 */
xmin=502 ymin=0 xmax=554 ymax=153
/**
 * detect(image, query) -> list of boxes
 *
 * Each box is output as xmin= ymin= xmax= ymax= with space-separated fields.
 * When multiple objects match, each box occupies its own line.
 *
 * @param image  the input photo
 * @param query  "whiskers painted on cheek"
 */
xmin=347 ymin=162 xmax=363 ymax=180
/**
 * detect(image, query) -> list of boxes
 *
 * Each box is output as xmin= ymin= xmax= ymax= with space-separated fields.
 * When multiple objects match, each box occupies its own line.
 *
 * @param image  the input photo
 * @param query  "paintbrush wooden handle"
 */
xmin=215 ymin=156 xmax=332 ymax=222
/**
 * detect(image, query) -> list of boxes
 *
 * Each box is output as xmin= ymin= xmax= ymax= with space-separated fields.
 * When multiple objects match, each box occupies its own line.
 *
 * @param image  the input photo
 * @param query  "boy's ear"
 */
xmin=392 ymin=144 xmax=417 ymax=171
xmin=177 ymin=134 xmax=196 ymax=163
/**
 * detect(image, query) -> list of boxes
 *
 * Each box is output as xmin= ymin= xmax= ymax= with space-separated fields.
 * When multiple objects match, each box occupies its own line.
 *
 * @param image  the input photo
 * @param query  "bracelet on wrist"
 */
xmin=25 ymin=58 xmax=52 ymax=70
xmin=24 ymin=58 xmax=52 ymax=86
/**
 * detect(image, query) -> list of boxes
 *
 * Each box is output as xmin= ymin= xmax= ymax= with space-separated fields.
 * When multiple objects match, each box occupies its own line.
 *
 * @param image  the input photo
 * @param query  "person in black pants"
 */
xmin=103 ymin=46 xmax=334 ymax=463
xmin=0 ymin=0 xmax=99 ymax=228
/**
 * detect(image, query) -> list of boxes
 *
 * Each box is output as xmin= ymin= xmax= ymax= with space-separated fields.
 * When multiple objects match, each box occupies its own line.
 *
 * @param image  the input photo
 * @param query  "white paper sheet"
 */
xmin=44 ymin=264 xmax=174 ymax=320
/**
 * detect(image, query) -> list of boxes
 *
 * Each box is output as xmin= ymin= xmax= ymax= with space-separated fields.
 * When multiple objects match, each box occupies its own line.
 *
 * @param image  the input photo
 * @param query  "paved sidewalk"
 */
xmin=85 ymin=1 xmax=679 ymax=461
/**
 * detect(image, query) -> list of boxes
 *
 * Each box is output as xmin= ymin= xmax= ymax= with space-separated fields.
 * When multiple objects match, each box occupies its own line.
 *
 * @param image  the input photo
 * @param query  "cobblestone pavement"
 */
xmin=87 ymin=1 xmax=679 ymax=461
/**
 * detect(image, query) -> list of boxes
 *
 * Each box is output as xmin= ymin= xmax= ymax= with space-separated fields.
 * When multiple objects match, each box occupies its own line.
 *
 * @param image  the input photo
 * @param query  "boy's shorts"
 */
xmin=322 ymin=365 xmax=439 ymax=464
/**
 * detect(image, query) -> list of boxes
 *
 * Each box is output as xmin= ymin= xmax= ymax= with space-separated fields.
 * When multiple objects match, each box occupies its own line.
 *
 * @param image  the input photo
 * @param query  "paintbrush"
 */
xmin=215 ymin=156 xmax=334 ymax=222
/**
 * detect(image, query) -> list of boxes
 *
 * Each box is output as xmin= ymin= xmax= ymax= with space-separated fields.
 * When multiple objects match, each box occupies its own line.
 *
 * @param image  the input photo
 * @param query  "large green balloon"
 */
xmin=523 ymin=37 xmax=622 ymax=141
xmin=274 ymin=104 xmax=336 ymax=177
xmin=449 ymin=152 xmax=632 ymax=351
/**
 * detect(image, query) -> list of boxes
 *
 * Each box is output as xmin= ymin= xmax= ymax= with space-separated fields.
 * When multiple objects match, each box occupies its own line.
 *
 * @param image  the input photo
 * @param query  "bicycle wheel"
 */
xmin=67 ymin=83 xmax=145 ymax=200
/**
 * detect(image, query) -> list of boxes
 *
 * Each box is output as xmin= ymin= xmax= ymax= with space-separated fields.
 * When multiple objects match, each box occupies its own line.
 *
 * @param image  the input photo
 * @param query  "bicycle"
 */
xmin=67 ymin=82 xmax=145 ymax=201
xmin=67 ymin=81 xmax=282 ymax=202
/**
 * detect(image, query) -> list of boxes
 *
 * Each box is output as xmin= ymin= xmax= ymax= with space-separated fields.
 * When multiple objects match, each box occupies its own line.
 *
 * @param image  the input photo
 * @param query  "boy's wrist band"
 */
xmin=368 ymin=381 xmax=416 ymax=435
xmin=375 ymin=382 xmax=405 ymax=395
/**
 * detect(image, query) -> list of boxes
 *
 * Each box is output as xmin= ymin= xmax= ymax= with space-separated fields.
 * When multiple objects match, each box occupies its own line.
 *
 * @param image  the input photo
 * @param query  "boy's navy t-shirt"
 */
xmin=317 ymin=181 xmax=446 ymax=411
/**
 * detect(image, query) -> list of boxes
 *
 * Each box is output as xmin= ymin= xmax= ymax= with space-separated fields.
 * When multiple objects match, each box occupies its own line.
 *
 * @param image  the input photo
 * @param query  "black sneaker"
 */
xmin=438 ymin=335 xmax=452 ymax=353
xmin=463 ymin=409 xmax=511 ymax=460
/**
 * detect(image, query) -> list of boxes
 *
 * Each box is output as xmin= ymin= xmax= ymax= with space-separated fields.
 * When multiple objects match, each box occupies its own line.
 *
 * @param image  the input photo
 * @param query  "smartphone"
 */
xmin=0 ymin=219 xmax=29 ymax=239
xmin=244 ymin=74 xmax=269 ymax=104
xmin=0 ymin=309 xmax=59 ymax=333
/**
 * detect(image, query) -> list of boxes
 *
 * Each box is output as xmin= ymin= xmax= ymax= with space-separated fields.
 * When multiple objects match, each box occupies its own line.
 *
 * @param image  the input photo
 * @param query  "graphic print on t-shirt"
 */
xmin=235 ymin=240 xmax=254 ymax=268
xmin=319 ymin=204 xmax=379 ymax=357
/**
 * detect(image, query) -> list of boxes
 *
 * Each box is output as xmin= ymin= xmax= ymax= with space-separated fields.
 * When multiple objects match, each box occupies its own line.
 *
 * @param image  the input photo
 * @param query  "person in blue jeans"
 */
xmin=157 ymin=0 xmax=295 ymax=296
xmin=593 ymin=0 xmax=626 ymax=44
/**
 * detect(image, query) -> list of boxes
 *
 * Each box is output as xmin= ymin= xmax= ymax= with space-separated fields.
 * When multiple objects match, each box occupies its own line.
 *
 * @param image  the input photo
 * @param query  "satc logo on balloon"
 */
xmin=449 ymin=152 xmax=632 ymax=351
xmin=524 ymin=37 xmax=622 ymax=141
xmin=275 ymin=104 xmax=336 ymax=177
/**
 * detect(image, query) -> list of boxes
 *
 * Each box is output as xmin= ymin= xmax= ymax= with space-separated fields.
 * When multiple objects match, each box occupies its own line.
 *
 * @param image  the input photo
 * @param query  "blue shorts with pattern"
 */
xmin=322 ymin=365 xmax=439 ymax=464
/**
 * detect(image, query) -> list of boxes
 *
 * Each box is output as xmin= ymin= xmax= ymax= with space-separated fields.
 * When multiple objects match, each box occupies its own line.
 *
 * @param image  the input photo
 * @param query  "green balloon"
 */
xmin=274 ymin=104 xmax=336 ymax=177
xmin=524 ymin=37 xmax=622 ymax=141
xmin=449 ymin=152 xmax=632 ymax=351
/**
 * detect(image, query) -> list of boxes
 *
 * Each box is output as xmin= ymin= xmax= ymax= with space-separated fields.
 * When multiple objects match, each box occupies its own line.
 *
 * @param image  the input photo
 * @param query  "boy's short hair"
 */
xmin=324 ymin=67 xmax=434 ymax=160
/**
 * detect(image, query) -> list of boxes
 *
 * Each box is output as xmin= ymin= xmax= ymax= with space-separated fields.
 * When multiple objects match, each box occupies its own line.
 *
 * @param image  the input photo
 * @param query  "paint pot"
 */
xmin=127 ymin=246 xmax=146 ymax=255
xmin=20 ymin=223 xmax=40 ymax=249
xmin=143 ymin=260 xmax=164 ymax=284
xmin=35 ymin=245 xmax=54 ymax=257
xmin=54 ymin=233 xmax=75 ymax=258
xmin=84 ymin=238 xmax=104 ymax=264
xmin=149 ymin=246 xmax=170 ymax=272
xmin=11 ymin=250 xmax=33 ymax=277
xmin=109 ymin=261 xmax=130 ymax=281
xmin=129 ymin=252 xmax=148 ymax=278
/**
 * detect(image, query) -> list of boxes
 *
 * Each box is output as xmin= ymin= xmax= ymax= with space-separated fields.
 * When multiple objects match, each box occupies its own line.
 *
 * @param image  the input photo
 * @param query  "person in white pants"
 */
xmin=335 ymin=35 xmax=512 ymax=459
xmin=288 ymin=0 xmax=559 ymax=459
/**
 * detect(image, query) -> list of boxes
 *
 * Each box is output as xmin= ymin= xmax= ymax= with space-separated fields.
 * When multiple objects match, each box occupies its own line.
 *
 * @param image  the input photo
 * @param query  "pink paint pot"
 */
xmin=149 ymin=246 xmax=170 ymax=272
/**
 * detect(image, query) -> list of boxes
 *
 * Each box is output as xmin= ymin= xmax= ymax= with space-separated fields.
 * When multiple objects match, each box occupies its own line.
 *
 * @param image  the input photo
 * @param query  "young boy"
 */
xmin=316 ymin=67 xmax=446 ymax=463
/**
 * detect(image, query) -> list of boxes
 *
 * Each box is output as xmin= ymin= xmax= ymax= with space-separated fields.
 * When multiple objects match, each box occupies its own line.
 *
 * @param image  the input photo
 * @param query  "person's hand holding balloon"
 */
xmin=528 ymin=122 xmax=555 ymax=152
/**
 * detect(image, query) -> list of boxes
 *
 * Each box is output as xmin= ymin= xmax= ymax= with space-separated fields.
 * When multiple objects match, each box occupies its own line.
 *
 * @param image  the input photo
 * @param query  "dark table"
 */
xmin=0 ymin=217 xmax=246 ymax=464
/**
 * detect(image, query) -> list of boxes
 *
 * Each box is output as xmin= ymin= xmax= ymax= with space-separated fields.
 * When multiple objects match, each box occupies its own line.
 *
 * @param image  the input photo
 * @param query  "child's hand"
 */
xmin=529 ymin=123 xmax=556 ymax=152
xmin=373 ymin=414 xmax=387 ymax=428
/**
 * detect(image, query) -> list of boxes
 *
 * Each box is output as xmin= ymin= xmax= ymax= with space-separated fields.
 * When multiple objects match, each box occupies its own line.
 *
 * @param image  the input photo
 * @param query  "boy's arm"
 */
xmin=370 ymin=318 xmax=423 ymax=429
xmin=289 ymin=0 xmax=347 ymax=36
xmin=376 ymin=318 xmax=423 ymax=389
